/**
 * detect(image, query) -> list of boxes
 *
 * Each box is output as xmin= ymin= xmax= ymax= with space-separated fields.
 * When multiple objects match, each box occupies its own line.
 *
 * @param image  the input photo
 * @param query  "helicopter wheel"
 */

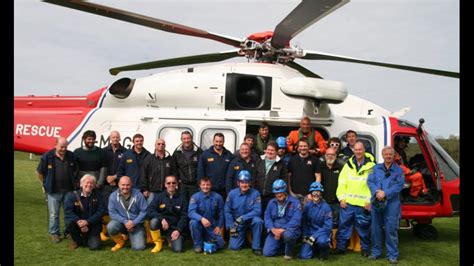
xmin=412 ymin=222 xmax=438 ymax=240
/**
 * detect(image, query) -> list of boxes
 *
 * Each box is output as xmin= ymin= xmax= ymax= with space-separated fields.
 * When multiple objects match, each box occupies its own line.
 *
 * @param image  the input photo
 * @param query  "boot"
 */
xmin=150 ymin=230 xmax=163 ymax=253
xmin=331 ymin=229 xmax=337 ymax=249
xmin=145 ymin=220 xmax=153 ymax=244
xmin=100 ymin=224 xmax=109 ymax=241
xmin=100 ymin=215 xmax=110 ymax=241
xmin=110 ymin=234 xmax=126 ymax=252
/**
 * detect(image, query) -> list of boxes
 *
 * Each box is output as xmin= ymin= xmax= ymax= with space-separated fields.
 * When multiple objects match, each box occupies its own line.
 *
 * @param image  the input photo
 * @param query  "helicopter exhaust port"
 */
xmin=109 ymin=77 xmax=136 ymax=99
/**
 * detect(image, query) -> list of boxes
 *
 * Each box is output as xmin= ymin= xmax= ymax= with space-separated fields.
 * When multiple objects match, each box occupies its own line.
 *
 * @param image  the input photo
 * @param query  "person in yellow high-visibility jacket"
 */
xmin=333 ymin=141 xmax=375 ymax=257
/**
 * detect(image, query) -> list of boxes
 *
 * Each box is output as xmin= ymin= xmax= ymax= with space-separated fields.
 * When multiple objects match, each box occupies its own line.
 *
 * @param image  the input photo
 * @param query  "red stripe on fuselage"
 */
xmin=14 ymin=87 xmax=107 ymax=154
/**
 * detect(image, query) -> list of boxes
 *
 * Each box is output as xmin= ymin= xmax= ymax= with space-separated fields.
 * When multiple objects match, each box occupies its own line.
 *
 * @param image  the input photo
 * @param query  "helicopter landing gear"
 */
xmin=412 ymin=220 xmax=438 ymax=240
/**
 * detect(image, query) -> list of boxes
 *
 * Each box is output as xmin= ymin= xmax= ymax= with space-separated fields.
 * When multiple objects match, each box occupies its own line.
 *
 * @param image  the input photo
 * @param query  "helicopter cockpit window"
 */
xmin=225 ymin=73 xmax=272 ymax=110
xmin=200 ymin=128 xmax=237 ymax=152
xmin=158 ymin=127 xmax=193 ymax=153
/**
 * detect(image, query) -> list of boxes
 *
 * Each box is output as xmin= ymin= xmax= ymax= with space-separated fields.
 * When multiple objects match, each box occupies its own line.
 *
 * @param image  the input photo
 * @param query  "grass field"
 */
xmin=14 ymin=152 xmax=459 ymax=265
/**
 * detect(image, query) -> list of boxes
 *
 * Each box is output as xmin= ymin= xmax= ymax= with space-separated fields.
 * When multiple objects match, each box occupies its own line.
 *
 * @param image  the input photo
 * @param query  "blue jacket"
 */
xmin=264 ymin=195 xmax=301 ymax=232
xmin=197 ymin=146 xmax=234 ymax=191
xmin=224 ymin=188 xmax=262 ymax=229
xmin=117 ymin=147 xmax=150 ymax=187
xmin=188 ymin=191 xmax=224 ymax=228
xmin=367 ymin=163 xmax=405 ymax=204
xmin=108 ymin=188 xmax=147 ymax=225
xmin=301 ymin=200 xmax=332 ymax=239
xmin=37 ymin=148 xmax=78 ymax=194
xmin=64 ymin=188 xmax=105 ymax=226
xmin=225 ymin=156 xmax=257 ymax=194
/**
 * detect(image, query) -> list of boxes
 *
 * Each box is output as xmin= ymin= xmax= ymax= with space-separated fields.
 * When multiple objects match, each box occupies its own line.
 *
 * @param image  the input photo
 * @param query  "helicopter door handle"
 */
xmin=140 ymin=117 xmax=153 ymax=121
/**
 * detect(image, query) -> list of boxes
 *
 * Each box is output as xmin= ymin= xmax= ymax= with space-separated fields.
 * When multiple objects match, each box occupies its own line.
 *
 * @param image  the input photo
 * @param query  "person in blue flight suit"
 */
xmin=197 ymin=133 xmax=234 ymax=200
xmin=367 ymin=146 xmax=404 ymax=264
xmin=275 ymin=136 xmax=292 ymax=166
xmin=299 ymin=182 xmax=333 ymax=261
xmin=225 ymin=170 xmax=263 ymax=255
xmin=188 ymin=177 xmax=225 ymax=253
xmin=263 ymin=179 xmax=302 ymax=260
xmin=117 ymin=134 xmax=150 ymax=187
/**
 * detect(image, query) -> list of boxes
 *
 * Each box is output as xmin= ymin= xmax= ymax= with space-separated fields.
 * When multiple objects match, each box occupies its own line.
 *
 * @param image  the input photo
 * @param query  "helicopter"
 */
xmin=14 ymin=0 xmax=459 ymax=239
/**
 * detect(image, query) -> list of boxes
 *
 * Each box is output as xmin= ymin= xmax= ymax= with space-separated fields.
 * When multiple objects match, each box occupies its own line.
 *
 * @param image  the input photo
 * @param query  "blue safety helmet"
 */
xmin=309 ymin=181 xmax=324 ymax=193
xmin=371 ymin=198 xmax=387 ymax=213
xmin=203 ymin=241 xmax=217 ymax=254
xmin=272 ymin=179 xmax=287 ymax=193
xmin=356 ymin=210 xmax=371 ymax=227
xmin=275 ymin=136 xmax=287 ymax=149
xmin=237 ymin=170 xmax=251 ymax=182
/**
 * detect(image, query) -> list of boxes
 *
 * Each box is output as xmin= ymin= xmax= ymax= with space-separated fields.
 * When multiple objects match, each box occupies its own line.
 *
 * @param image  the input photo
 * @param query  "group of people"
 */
xmin=36 ymin=117 xmax=408 ymax=263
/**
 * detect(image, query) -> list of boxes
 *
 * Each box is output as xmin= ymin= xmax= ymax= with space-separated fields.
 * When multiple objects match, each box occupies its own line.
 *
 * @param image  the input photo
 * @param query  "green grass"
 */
xmin=14 ymin=152 xmax=459 ymax=265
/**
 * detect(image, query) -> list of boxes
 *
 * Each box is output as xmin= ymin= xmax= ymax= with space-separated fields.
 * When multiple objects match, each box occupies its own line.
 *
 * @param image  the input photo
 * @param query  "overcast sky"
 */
xmin=14 ymin=0 xmax=459 ymax=138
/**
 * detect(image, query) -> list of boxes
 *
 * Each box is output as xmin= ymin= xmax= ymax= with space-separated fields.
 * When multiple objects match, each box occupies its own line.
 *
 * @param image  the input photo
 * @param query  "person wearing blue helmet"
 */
xmin=367 ymin=146 xmax=404 ymax=264
xmin=263 ymin=179 xmax=302 ymax=260
xmin=275 ymin=136 xmax=291 ymax=166
xmin=225 ymin=170 xmax=263 ymax=255
xmin=226 ymin=143 xmax=257 ymax=195
xmin=299 ymin=182 xmax=332 ymax=260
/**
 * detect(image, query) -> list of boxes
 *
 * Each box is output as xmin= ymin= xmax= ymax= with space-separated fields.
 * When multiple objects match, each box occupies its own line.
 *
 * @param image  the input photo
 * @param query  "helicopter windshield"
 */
xmin=427 ymin=134 xmax=459 ymax=181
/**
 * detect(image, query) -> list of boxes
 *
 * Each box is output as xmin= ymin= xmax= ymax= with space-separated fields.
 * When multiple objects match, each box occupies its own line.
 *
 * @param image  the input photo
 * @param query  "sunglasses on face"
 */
xmin=157 ymin=143 xmax=165 ymax=146
xmin=166 ymin=182 xmax=177 ymax=185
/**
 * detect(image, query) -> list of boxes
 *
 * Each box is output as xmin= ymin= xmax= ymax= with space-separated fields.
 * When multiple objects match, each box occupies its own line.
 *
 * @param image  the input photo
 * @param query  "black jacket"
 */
xmin=147 ymin=191 xmax=188 ymax=233
xmin=140 ymin=151 xmax=177 ymax=192
xmin=172 ymin=143 xmax=202 ymax=185
xmin=254 ymin=156 xmax=288 ymax=196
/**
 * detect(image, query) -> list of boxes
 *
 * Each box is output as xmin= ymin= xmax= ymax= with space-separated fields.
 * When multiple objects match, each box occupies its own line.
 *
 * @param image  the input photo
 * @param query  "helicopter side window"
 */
xmin=339 ymin=133 xmax=376 ymax=156
xmin=200 ymin=128 xmax=237 ymax=152
xmin=225 ymin=74 xmax=272 ymax=110
xmin=158 ymin=126 xmax=193 ymax=153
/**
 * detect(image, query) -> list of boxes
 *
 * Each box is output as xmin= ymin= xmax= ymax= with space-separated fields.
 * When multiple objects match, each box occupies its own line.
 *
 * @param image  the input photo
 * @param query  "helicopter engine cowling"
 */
xmin=280 ymin=77 xmax=347 ymax=104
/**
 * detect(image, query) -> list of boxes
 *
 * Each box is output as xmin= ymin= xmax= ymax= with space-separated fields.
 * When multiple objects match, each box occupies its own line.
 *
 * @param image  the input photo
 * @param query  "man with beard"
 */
xmin=73 ymin=130 xmax=107 ymax=190
xmin=263 ymin=179 xmax=302 ymax=260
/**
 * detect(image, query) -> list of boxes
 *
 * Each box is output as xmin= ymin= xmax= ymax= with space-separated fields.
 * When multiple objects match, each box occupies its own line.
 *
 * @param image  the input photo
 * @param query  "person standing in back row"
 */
xmin=172 ymin=131 xmax=202 ymax=201
xmin=197 ymin=133 xmax=234 ymax=200
xmin=255 ymin=122 xmax=274 ymax=155
xmin=37 ymin=137 xmax=78 ymax=243
xmin=287 ymin=117 xmax=327 ymax=157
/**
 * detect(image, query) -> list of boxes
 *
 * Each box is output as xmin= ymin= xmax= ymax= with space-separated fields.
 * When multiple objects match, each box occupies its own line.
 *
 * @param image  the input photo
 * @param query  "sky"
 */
xmin=14 ymin=0 xmax=459 ymax=138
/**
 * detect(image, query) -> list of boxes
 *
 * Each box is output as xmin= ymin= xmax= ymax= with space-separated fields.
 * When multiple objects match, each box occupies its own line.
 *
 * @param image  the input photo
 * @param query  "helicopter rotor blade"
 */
xmin=285 ymin=61 xmax=323 ymax=79
xmin=42 ymin=0 xmax=243 ymax=48
xmin=303 ymin=51 xmax=460 ymax=78
xmin=271 ymin=0 xmax=349 ymax=49
xmin=109 ymin=50 xmax=242 ymax=75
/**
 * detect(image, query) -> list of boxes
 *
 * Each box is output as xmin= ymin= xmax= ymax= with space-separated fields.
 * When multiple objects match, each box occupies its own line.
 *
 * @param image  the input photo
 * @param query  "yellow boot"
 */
xmin=110 ymin=234 xmax=126 ymax=252
xmin=100 ymin=215 xmax=110 ymax=241
xmin=150 ymin=230 xmax=163 ymax=253
xmin=100 ymin=224 xmax=109 ymax=241
xmin=145 ymin=220 xmax=153 ymax=244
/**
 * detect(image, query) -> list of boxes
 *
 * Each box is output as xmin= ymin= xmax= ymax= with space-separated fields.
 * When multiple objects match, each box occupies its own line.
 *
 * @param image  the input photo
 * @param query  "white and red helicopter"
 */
xmin=14 ymin=0 xmax=458 ymax=239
